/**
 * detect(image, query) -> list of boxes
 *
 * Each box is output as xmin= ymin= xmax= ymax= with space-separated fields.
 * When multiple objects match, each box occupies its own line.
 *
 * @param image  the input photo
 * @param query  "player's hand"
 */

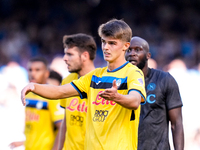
xmin=21 ymin=83 xmax=35 ymax=106
xmin=98 ymin=79 xmax=118 ymax=101
xmin=9 ymin=141 xmax=24 ymax=148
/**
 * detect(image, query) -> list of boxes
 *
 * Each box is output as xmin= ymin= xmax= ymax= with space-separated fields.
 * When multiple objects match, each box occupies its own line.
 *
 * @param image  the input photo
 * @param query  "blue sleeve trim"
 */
xmin=70 ymin=82 xmax=83 ymax=99
xmin=128 ymin=89 xmax=146 ymax=104
xmin=54 ymin=119 xmax=63 ymax=124
xmin=60 ymin=105 xmax=65 ymax=109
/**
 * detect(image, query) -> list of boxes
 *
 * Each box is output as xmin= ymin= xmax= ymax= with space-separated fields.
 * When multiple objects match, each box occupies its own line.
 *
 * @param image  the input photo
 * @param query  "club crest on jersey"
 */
xmin=36 ymin=101 xmax=43 ymax=109
xmin=147 ymin=83 xmax=156 ymax=91
xmin=137 ymin=78 xmax=143 ymax=85
xmin=116 ymin=79 xmax=121 ymax=87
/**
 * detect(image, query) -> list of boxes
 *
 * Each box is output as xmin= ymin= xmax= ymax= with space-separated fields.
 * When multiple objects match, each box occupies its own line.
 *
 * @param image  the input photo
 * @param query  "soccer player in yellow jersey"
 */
xmin=25 ymin=57 xmax=64 ymax=150
xmin=58 ymin=33 xmax=96 ymax=150
xmin=21 ymin=19 xmax=146 ymax=150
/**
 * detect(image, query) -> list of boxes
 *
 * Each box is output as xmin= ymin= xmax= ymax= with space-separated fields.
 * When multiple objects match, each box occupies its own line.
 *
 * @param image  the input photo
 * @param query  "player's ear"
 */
xmin=45 ymin=70 xmax=50 ymax=79
xmin=123 ymin=42 xmax=130 ymax=51
xmin=81 ymin=51 xmax=89 ymax=62
xmin=147 ymin=52 xmax=151 ymax=60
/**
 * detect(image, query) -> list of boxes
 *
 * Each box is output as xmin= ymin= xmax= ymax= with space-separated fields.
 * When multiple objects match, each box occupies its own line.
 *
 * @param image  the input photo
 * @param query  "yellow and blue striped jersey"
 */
xmin=60 ymin=73 xmax=87 ymax=150
xmin=25 ymin=92 xmax=64 ymax=150
xmin=71 ymin=62 xmax=146 ymax=150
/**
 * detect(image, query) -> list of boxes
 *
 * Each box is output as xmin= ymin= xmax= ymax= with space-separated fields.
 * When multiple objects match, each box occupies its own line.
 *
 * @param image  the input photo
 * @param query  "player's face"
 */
xmin=63 ymin=46 xmax=82 ymax=73
xmin=101 ymin=36 xmax=129 ymax=63
xmin=125 ymin=40 xmax=148 ymax=70
xmin=27 ymin=61 xmax=49 ymax=84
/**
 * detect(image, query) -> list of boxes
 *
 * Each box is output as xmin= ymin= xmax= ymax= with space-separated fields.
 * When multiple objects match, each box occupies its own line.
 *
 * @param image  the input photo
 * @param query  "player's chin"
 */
xmin=30 ymin=80 xmax=36 ymax=83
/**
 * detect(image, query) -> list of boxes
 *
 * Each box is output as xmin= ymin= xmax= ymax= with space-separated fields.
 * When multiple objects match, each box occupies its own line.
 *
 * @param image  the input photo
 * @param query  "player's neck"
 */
xmin=107 ymin=59 xmax=127 ymax=71
xmin=142 ymin=64 xmax=149 ymax=78
xmin=78 ymin=62 xmax=95 ymax=77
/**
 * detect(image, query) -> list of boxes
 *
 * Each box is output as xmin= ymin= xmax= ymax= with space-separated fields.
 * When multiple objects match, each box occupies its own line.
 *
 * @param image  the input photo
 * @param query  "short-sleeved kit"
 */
xmin=138 ymin=68 xmax=183 ymax=150
xmin=60 ymin=73 xmax=87 ymax=150
xmin=71 ymin=62 xmax=146 ymax=150
xmin=25 ymin=92 xmax=64 ymax=150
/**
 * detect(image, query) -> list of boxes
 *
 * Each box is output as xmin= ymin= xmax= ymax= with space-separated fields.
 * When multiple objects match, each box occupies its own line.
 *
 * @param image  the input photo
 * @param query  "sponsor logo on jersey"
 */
xmin=70 ymin=114 xmax=84 ymax=126
xmin=92 ymin=91 xmax=116 ymax=106
xmin=66 ymin=98 xmax=87 ymax=113
xmin=141 ymin=94 xmax=156 ymax=105
xmin=25 ymin=110 xmax=40 ymax=121
xmin=93 ymin=110 xmax=109 ymax=122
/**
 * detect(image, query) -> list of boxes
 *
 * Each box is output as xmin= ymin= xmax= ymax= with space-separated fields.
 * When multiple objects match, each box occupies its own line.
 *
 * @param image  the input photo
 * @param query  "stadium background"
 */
xmin=0 ymin=0 xmax=200 ymax=149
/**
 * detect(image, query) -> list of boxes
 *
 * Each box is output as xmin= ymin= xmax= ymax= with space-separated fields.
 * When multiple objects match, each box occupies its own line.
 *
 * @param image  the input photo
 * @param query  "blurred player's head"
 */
xmin=47 ymin=70 xmax=62 ymax=86
xmin=63 ymin=33 xmax=97 ymax=73
xmin=125 ymin=36 xmax=151 ymax=70
xmin=98 ymin=19 xmax=132 ymax=63
xmin=27 ymin=57 xmax=49 ymax=84
xmin=98 ymin=19 xmax=132 ymax=42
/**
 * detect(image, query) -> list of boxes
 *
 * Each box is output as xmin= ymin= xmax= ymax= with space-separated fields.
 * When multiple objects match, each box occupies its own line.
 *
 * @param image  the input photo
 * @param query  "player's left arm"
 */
xmin=98 ymin=80 xmax=141 ymax=110
xmin=168 ymin=107 xmax=184 ymax=150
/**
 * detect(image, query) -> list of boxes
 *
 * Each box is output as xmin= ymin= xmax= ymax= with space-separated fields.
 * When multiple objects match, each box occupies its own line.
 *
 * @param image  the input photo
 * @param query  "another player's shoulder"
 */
xmin=62 ymin=73 xmax=78 ymax=85
xmin=150 ymin=68 xmax=175 ymax=82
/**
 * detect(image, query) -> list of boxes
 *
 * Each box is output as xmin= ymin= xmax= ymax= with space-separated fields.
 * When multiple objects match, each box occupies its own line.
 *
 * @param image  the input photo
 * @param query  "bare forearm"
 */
xmin=171 ymin=123 xmax=184 ymax=150
xmin=34 ymin=83 xmax=78 ymax=99
xmin=21 ymin=83 xmax=79 ymax=106
xmin=58 ymin=117 xmax=66 ymax=150
xmin=114 ymin=93 xmax=141 ymax=110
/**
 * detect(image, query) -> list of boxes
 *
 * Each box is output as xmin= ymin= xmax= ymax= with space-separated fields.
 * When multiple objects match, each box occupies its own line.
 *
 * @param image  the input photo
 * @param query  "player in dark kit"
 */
xmin=125 ymin=36 xmax=184 ymax=150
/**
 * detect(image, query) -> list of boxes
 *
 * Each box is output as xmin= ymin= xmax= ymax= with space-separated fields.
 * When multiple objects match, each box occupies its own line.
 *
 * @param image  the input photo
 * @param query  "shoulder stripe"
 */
xmin=26 ymin=99 xmax=48 ymax=110
xmin=90 ymin=75 xmax=127 ymax=90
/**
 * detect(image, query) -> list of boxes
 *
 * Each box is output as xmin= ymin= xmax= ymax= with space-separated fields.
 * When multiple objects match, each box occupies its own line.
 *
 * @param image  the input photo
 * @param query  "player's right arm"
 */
xmin=58 ymin=112 xmax=66 ymax=150
xmin=21 ymin=83 xmax=79 ymax=106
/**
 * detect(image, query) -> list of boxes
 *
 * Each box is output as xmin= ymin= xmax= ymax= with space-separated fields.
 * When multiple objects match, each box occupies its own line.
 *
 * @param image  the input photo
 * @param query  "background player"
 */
xmin=47 ymin=70 xmax=62 ymax=86
xmin=24 ymin=57 xmax=64 ymax=150
xmin=125 ymin=36 xmax=184 ymax=150
xmin=58 ymin=33 xmax=96 ymax=150
xmin=21 ymin=19 xmax=146 ymax=150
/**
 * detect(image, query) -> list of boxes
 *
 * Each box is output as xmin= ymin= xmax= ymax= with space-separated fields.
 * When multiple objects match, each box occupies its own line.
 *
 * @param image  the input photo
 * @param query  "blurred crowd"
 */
xmin=0 ymin=0 xmax=200 ymax=149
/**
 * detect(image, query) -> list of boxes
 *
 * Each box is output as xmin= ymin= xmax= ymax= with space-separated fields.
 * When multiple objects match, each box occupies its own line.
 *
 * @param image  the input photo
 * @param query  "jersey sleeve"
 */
xmin=49 ymin=100 xmax=64 ymax=124
xmin=165 ymin=73 xmax=183 ymax=110
xmin=59 ymin=73 xmax=78 ymax=108
xmin=71 ymin=70 xmax=95 ymax=99
xmin=60 ymin=79 xmax=67 ymax=108
xmin=128 ymin=68 xmax=146 ymax=103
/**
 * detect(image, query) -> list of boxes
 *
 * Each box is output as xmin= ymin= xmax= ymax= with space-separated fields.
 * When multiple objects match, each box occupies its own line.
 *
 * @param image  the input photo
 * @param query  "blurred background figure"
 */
xmin=0 ymin=62 xmax=28 ymax=150
xmin=50 ymin=56 xmax=70 ymax=79
xmin=166 ymin=58 xmax=200 ymax=150
xmin=47 ymin=70 xmax=62 ymax=86
xmin=148 ymin=58 xmax=157 ymax=69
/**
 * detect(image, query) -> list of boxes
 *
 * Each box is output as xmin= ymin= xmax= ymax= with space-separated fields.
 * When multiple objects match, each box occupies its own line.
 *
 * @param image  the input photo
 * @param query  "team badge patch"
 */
xmin=116 ymin=79 xmax=121 ymax=87
xmin=137 ymin=78 xmax=143 ymax=85
xmin=36 ymin=101 xmax=43 ymax=109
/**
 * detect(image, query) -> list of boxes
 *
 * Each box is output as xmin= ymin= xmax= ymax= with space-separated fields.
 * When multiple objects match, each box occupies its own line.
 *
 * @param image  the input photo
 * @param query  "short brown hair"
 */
xmin=98 ymin=19 xmax=132 ymax=42
xmin=63 ymin=33 xmax=97 ymax=60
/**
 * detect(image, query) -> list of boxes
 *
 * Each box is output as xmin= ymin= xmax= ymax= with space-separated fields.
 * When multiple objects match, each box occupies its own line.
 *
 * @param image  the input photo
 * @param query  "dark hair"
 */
xmin=98 ymin=19 xmax=132 ymax=42
xmin=63 ymin=33 xmax=97 ymax=60
xmin=49 ymin=70 xmax=62 ymax=84
xmin=29 ymin=56 xmax=49 ymax=68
